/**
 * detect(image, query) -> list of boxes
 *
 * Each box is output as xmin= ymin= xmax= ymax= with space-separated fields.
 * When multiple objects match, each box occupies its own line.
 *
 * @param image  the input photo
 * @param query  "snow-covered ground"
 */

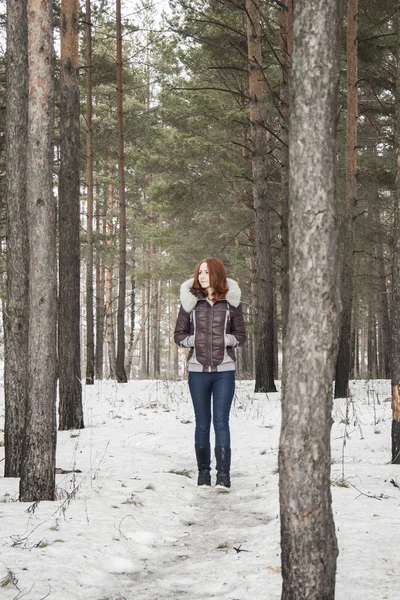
xmin=0 ymin=378 xmax=399 ymax=600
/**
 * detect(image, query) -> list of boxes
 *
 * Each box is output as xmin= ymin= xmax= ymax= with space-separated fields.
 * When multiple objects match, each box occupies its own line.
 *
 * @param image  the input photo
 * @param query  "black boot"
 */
xmin=215 ymin=445 xmax=231 ymax=490
xmin=195 ymin=445 xmax=211 ymax=487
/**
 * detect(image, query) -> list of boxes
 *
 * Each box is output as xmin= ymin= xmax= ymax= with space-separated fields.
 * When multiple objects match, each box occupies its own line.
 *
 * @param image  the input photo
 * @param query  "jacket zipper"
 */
xmin=210 ymin=303 xmax=214 ymax=370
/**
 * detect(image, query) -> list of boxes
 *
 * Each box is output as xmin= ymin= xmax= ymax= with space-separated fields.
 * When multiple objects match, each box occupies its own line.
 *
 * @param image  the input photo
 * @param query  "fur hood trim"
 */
xmin=180 ymin=277 xmax=241 ymax=313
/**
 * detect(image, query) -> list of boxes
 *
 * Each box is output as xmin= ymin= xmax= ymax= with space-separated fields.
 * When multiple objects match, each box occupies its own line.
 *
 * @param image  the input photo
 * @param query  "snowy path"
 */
xmin=125 ymin=481 xmax=280 ymax=600
xmin=1 ymin=379 xmax=400 ymax=600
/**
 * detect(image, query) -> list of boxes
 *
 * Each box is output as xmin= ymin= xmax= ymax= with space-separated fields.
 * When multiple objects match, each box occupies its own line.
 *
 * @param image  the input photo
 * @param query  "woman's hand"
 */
xmin=225 ymin=334 xmax=237 ymax=347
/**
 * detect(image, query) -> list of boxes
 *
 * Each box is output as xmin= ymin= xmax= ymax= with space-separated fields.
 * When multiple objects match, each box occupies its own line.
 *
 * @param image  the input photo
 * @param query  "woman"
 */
xmin=174 ymin=258 xmax=246 ymax=491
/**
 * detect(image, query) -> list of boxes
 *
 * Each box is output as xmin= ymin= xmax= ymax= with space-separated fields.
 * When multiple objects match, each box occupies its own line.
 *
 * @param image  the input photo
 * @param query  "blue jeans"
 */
xmin=188 ymin=371 xmax=236 ymax=447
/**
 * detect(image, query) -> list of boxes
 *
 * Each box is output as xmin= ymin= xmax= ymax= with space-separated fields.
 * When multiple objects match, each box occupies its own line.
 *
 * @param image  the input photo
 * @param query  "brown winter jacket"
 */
xmin=174 ymin=278 xmax=246 ymax=372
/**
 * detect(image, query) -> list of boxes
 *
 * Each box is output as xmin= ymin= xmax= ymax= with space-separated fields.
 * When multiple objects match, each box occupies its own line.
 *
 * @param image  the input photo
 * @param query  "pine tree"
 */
xmin=20 ymin=0 xmax=57 ymax=502
xmin=85 ymin=0 xmax=95 ymax=384
xmin=335 ymin=0 xmax=358 ymax=398
xmin=58 ymin=0 xmax=84 ymax=430
xmin=246 ymin=0 xmax=276 ymax=393
xmin=115 ymin=0 xmax=128 ymax=382
xmin=4 ymin=0 xmax=29 ymax=477
xmin=279 ymin=0 xmax=341 ymax=596
xmin=391 ymin=0 xmax=400 ymax=464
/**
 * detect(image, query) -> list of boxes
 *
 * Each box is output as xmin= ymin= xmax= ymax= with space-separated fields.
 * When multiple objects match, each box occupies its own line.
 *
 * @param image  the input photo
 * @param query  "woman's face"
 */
xmin=198 ymin=262 xmax=210 ymax=289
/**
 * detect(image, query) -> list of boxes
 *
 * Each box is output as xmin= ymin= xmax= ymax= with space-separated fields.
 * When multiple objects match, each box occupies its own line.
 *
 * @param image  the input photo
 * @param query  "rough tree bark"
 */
xmin=279 ymin=0 xmax=292 ymax=345
xmin=95 ymin=193 xmax=105 ymax=380
xmin=85 ymin=0 xmax=95 ymax=384
xmin=335 ymin=0 xmax=358 ymax=398
xmin=4 ymin=0 xmax=29 ymax=477
xmin=278 ymin=0 xmax=341 ymax=597
xmin=58 ymin=0 xmax=84 ymax=431
xmin=391 ymin=0 xmax=400 ymax=464
xmin=246 ymin=0 xmax=276 ymax=393
xmin=115 ymin=0 xmax=128 ymax=383
xmin=20 ymin=0 xmax=57 ymax=501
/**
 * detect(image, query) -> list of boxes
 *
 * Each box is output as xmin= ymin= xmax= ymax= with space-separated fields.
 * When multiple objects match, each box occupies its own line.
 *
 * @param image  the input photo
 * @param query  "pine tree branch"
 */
xmin=171 ymin=85 xmax=244 ymax=97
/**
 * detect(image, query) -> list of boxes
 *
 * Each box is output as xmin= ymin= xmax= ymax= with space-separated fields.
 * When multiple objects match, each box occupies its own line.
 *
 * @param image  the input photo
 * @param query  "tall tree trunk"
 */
xmin=95 ymin=193 xmax=105 ymax=380
xmin=374 ymin=212 xmax=391 ymax=379
xmin=247 ymin=226 xmax=256 ymax=378
xmin=20 ymin=0 xmax=57 ymax=501
xmin=273 ymin=290 xmax=279 ymax=377
xmin=141 ymin=281 xmax=147 ymax=377
xmin=149 ymin=250 xmax=161 ymax=378
xmin=85 ymin=0 xmax=95 ymax=384
xmin=95 ymin=262 xmax=105 ymax=380
xmin=115 ymin=0 xmax=127 ymax=382
xmin=149 ymin=238 xmax=156 ymax=378
xmin=367 ymin=295 xmax=377 ymax=378
xmin=349 ymin=299 xmax=355 ymax=378
xmin=58 ymin=0 xmax=84 ymax=431
xmin=360 ymin=321 xmax=367 ymax=378
xmin=146 ymin=279 xmax=151 ymax=376
xmin=4 ymin=0 xmax=29 ymax=477
xmin=155 ymin=279 xmax=162 ymax=377
xmin=240 ymin=303 xmax=251 ymax=377
xmin=279 ymin=0 xmax=341 ymax=597
xmin=391 ymin=0 xmax=400 ymax=464
xmin=350 ymin=325 xmax=356 ymax=379
xmin=105 ymin=172 xmax=116 ymax=379
xmin=364 ymin=83 xmax=391 ymax=380
xmin=173 ymin=299 xmax=179 ymax=379
xmin=240 ymin=98 xmax=252 ymax=379
xmin=279 ymin=0 xmax=292 ymax=345
xmin=105 ymin=263 xmax=116 ymax=379
xmin=150 ymin=281 xmax=156 ymax=378
xmin=335 ymin=0 xmax=358 ymax=398
xmin=246 ymin=0 xmax=276 ymax=393
xmin=125 ymin=272 xmax=136 ymax=376
xmin=354 ymin=318 xmax=360 ymax=378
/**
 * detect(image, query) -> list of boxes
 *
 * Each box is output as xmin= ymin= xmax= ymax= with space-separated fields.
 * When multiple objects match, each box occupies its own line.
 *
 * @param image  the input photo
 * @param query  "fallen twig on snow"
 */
xmin=233 ymin=544 xmax=250 ymax=553
xmin=349 ymin=482 xmax=388 ymax=500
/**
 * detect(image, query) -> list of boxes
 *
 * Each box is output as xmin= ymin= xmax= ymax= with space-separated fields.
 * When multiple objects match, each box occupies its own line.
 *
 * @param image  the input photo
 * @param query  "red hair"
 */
xmin=192 ymin=257 xmax=228 ymax=301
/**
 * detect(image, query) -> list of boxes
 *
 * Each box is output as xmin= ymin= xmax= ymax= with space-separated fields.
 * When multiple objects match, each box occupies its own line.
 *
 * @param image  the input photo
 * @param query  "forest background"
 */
xmin=1 ymin=0 xmax=397 ymax=388
xmin=1 ymin=2 xmax=400 ymax=597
